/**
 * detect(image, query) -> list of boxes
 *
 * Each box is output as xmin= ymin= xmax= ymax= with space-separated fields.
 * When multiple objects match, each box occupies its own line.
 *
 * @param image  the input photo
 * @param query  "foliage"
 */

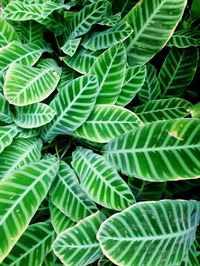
xmin=0 ymin=0 xmax=199 ymax=265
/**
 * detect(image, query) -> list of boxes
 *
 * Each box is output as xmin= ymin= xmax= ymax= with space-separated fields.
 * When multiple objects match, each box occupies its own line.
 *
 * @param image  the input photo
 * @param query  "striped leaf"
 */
xmin=42 ymin=252 xmax=57 ymax=266
xmin=41 ymin=75 xmax=98 ymax=143
xmin=98 ymin=12 xmax=121 ymax=26
xmin=0 ymin=18 xmax=19 ymax=47
xmin=189 ymin=102 xmax=200 ymax=118
xmin=61 ymin=38 xmax=82 ymax=57
xmin=97 ymin=200 xmax=200 ymax=266
xmin=116 ymin=66 xmax=146 ymax=106
xmin=82 ymin=22 xmax=133 ymax=51
xmin=0 ymin=93 xmax=13 ymax=124
xmin=50 ymin=161 xmax=97 ymax=222
xmin=4 ymin=63 xmax=61 ymax=106
xmin=158 ymin=47 xmax=199 ymax=97
xmin=62 ymin=48 xmax=101 ymax=74
xmin=123 ymin=0 xmax=187 ymax=66
xmin=17 ymin=128 xmax=40 ymax=139
xmin=0 ymin=41 xmax=48 ymax=73
xmin=72 ymin=147 xmax=135 ymax=210
xmin=133 ymin=98 xmax=192 ymax=122
xmin=0 ymin=137 xmax=42 ymax=180
xmin=168 ymin=28 xmax=200 ymax=48
xmin=52 ymin=211 xmax=106 ymax=266
xmin=57 ymin=67 xmax=75 ymax=91
xmin=75 ymin=105 xmax=142 ymax=143
xmin=67 ymin=1 xmax=108 ymax=39
xmin=98 ymin=256 xmax=114 ymax=266
xmin=18 ymin=20 xmax=44 ymax=43
xmin=89 ymin=43 xmax=126 ymax=104
xmin=14 ymin=103 xmax=56 ymax=129
xmin=1 ymin=221 xmax=55 ymax=266
xmin=138 ymin=64 xmax=160 ymax=103
xmin=0 ymin=158 xmax=59 ymax=263
xmin=49 ymin=203 xmax=75 ymax=234
xmin=103 ymin=119 xmax=200 ymax=182
xmin=0 ymin=125 xmax=19 ymax=153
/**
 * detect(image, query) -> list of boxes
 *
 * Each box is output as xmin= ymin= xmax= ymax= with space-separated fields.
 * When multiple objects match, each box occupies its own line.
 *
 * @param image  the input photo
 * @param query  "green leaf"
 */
xmin=103 ymin=119 xmax=200 ymax=182
xmin=52 ymin=211 xmax=106 ymax=266
xmin=123 ymin=0 xmax=187 ymax=66
xmin=189 ymin=102 xmax=200 ymax=118
xmin=1 ymin=221 xmax=55 ymax=266
xmin=41 ymin=75 xmax=99 ymax=143
xmin=97 ymin=200 xmax=200 ymax=266
xmin=62 ymin=48 xmax=101 ymax=74
xmin=116 ymin=66 xmax=146 ymax=106
xmin=4 ymin=63 xmax=61 ymax=106
xmin=0 ymin=18 xmax=19 ymax=47
xmin=57 ymin=67 xmax=75 ymax=91
xmin=168 ymin=28 xmax=200 ymax=48
xmin=98 ymin=256 xmax=114 ymax=266
xmin=138 ymin=64 xmax=160 ymax=103
xmin=67 ymin=1 xmax=109 ymax=39
xmin=50 ymin=161 xmax=97 ymax=222
xmin=89 ymin=43 xmax=126 ymax=104
xmin=0 ymin=93 xmax=13 ymax=124
xmin=18 ymin=20 xmax=45 ymax=43
xmin=42 ymin=252 xmax=57 ymax=266
xmin=191 ymin=0 xmax=200 ymax=20
xmin=98 ymin=12 xmax=121 ymax=26
xmin=158 ymin=47 xmax=199 ymax=98
xmin=17 ymin=128 xmax=40 ymax=139
xmin=14 ymin=103 xmax=56 ymax=129
xmin=0 ymin=158 xmax=59 ymax=263
xmin=75 ymin=104 xmax=142 ymax=143
xmin=49 ymin=203 xmax=75 ymax=234
xmin=0 ymin=41 xmax=49 ymax=73
xmin=133 ymin=98 xmax=192 ymax=122
xmin=112 ymin=0 xmax=138 ymax=18
xmin=0 ymin=137 xmax=42 ymax=180
xmin=72 ymin=147 xmax=135 ymax=210
xmin=82 ymin=22 xmax=133 ymax=51
xmin=61 ymin=38 xmax=82 ymax=57
xmin=0 ymin=125 xmax=19 ymax=153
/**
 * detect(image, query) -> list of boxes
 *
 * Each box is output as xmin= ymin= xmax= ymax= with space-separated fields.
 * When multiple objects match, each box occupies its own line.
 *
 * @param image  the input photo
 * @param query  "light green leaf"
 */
xmin=0 ymin=93 xmax=13 ymax=124
xmin=0 ymin=158 xmax=59 ymax=263
xmin=72 ymin=147 xmax=135 ymax=210
xmin=123 ymin=0 xmax=187 ymax=65
xmin=17 ymin=128 xmax=40 ymax=139
xmin=116 ymin=66 xmax=146 ymax=106
xmin=41 ymin=75 xmax=99 ymax=143
xmin=168 ymin=28 xmax=200 ymax=48
xmin=49 ymin=203 xmax=75 ymax=234
xmin=98 ymin=12 xmax=121 ymax=26
xmin=103 ymin=119 xmax=200 ymax=182
xmin=89 ymin=43 xmax=126 ymax=104
xmin=18 ymin=20 xmax=45 ymax=43
xmin=1 ymin=221 xmax=55 ymax=266
xmin=14 ymin=103 xmax=56 ymax=129
xmin=133 ymin=98 xmax=192 ymax=122
xmin=138 ymin=64 xmax=160 ymax=103
xmin=0 ymin=18 xmax=19 ymax=47
xmin=62 ymin=48 xmax=101 ymax=74
xmin=75 ymin=104 xmax=142 ymax=143
xmin=0 ymin=41 xmax=49 ymax=73
xmin=52 ymin=211 xmax=106 ymax=266
xmin=82 ymin=22 xmax=133 ymax=51
xmin=97 ymin=200 xmax=200 ymax=266
xmin=50 ymin=161 xmax=97 ymax=222
xmin=189 ymin=102 xmax=200 ymax=118
xmin=158 ymin=47 xmax=199 ymax=97
xmin=61 ymin=38 xmax=82 ymax=57
xmin=0 ymin=137 xmax=42 ymax=180
xmin=4 ymin=63 xmax=61 ymax=106
xmin=0 ymin=125 xmax=19 ymax=153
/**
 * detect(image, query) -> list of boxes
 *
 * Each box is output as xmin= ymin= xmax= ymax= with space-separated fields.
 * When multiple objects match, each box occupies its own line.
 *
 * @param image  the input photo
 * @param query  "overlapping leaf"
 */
xmin=0 ymin=93 xmax=13 ymax=124
xmin=168 ymin=28 xmax=200 ymax=48
xmin=0 ymin=18 xmax=19 ymax=47
xmin=72 ymin=147 xmax=135 ymax=210
xmin=0 ymin=125 xmax=19 ymax=153
xmin=75 ymin=104 xmax=142 ymax=143
xmin=0 ymin=158 xmax=59 ymax=262
xmin=61 ymin=38 xmax=82 ymax=57
xmin=103 ymin=119 xmax=200 ymax=181
xmin=97 ymin=200 xmax=200 ymax=266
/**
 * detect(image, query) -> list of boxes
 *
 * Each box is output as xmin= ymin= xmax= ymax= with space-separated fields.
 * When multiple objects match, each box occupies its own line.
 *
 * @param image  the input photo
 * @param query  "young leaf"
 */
xmin=89 ymin=43 xmax=126 ymax=104
xmin=0 ymin=125 xmax=19 ymax=153
xmin=133 ymin=98 xmax=192 ymax=122
xmin=52 ymin=211 xmax=106 ymax=266
xmin=14 ymin=103 xmax=56 ymax=129
xmin=103 ymin=119 xmax=200 ymax=182
xmin=72 ymin=147 xmax=135 ymax=210
xmin=41 ymin=75 xmax=99 ymax=143
xmin=97 ymin=200 xmax=200 ymax=266
xmin=75 ymin=104 xmax=142 ymax=143
xmin=123 ymin=0 xmax=187 ymax=65
xmin=0 ymin=158 xmax=59 ymax=263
